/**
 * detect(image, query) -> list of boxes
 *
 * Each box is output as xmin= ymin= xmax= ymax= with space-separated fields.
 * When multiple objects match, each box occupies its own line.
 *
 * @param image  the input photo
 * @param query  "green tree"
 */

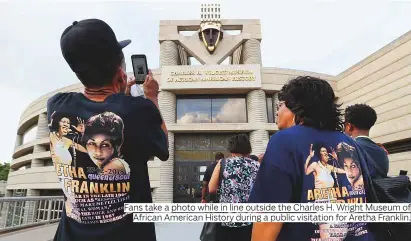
xmin=0 ymin=163 xmax=10 ymax=181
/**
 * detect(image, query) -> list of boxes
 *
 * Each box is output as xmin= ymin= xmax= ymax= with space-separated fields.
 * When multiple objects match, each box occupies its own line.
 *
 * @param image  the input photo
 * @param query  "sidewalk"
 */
xmin=0 ymin=222 xmax=204 ymax=241
xmin=0 ymin=224 xmax=58 ymax=241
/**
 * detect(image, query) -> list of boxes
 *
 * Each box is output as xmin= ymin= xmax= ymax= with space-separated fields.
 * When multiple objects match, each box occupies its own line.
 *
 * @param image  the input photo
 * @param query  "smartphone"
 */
xmin=399 ymin=170 xmax=408 ymax=176
xmin=131 ymin=54 xmax=148 ymax=84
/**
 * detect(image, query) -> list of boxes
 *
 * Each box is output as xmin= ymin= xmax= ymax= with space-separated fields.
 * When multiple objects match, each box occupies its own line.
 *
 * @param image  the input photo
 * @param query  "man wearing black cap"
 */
xmin=49 ymin=19 xmax=168 ymax=241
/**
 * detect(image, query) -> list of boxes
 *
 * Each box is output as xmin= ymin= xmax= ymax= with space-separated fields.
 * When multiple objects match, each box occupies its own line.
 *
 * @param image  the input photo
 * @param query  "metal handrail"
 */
xmin=0 ymin=196 xmax=64 ymax=202
xmin=0 ymin=196 xmax=64 ymax=234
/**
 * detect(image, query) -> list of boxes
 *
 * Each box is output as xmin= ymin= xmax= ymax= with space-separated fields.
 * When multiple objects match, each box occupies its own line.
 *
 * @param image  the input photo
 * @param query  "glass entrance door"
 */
xmin=173 ymin=134 xmax=244 ymax=203
xmin=174 ymin=161 xmax=209 ymax=203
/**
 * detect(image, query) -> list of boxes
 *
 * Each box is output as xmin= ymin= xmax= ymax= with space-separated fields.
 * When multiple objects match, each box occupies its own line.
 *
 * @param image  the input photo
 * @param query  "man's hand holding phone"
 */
xmin=143 ymin=70 xmax=159 ymax=100
xmin=125 ymin=70 xmax=158 ymax=100
xmin=124 ymin=69 xmax=168 ymax=142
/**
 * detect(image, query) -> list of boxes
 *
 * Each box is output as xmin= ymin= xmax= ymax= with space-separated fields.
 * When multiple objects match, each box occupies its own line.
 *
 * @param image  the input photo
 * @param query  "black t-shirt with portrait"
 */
xmin=47 ymin=92 xmax=168 ymax=241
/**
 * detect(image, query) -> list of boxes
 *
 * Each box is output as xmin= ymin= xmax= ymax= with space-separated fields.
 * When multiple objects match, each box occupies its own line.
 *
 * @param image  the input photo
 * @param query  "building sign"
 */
xmin=161 ymin=64 xmax=262 ymax=90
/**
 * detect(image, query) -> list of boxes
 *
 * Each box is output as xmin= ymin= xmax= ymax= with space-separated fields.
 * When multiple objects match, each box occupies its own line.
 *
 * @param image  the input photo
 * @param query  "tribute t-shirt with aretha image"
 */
xmin=48 ymin=92 xmax=168 ymax=241
xmin=249 ymin=125 xmax=376 ymax=241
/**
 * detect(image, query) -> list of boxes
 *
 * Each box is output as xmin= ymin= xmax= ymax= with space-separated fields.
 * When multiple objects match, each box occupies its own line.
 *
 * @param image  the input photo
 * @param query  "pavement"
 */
xmin=0 ymin=222 xmax=204 ymax=241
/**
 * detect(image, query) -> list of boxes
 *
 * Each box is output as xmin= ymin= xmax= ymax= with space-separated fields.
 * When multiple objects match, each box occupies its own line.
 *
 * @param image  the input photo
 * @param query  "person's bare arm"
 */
xmin=252 ymin=222 xmax=283 ymax=241
xmin=201 ymin=181 xmax=208 ymax=203
xmin=305 ymin=144 xmax=316 ymax=175
xmin=305 ymin=158 xmax=317 ymax=175
xmin=74 ymin=143 xmax=87 ymax=153
xmin=208 ymin=161 xmax=221 ymax=193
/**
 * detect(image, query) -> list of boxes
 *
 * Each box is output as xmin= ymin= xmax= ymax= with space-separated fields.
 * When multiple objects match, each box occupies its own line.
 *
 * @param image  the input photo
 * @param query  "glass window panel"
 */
xmin=175 ymin=150 xmax=212 ymax=162
xmin=198 ymin=166 xmax=207 ymax=172
xmin=22 ymin=125 xmax=37 ymax=144
xmin=211 ymin=135 xmax=230 ymax=150
xmin=175 ymin=135 xmax=195 ymax=150
xmin=193 ymin=135 xmax=211 ymax=150
xmin=177 ymin=98 xmax=211 ymax=124
xmin=177 ymin=175 xmax=187 ymax=181
xmin=267 ymin=97 xmax=274 ymax=123
xmin=44 ymin=159 xmax=54 ymax=166
xmin=177 ymin=184 xmax=189 ymax=195
xmin=211 ymin=98 xmax=246 ymax=123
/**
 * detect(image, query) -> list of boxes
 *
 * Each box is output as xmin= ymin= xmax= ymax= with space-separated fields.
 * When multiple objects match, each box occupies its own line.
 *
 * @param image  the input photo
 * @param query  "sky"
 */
xmin=0 ymin=0 xmax=410 ymax=163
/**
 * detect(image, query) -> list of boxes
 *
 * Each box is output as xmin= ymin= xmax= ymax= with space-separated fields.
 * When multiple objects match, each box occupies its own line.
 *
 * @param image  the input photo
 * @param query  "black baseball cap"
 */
xmin=60 ymin=19 xmax=131 ymax=73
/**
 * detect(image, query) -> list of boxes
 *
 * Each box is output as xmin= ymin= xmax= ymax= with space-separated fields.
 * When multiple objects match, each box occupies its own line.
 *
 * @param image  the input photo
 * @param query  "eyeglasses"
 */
xmin=276 ymin=101 xmax=285 ymax=109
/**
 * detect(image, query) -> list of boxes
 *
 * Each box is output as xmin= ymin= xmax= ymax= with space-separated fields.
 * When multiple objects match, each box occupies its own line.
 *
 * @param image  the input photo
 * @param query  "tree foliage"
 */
xmin=0 ymin=163 xmax=10 ymax=181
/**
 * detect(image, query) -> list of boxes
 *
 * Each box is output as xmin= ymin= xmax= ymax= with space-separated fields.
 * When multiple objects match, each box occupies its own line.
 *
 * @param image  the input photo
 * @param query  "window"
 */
xmin=267 ymin=97 xmax=275 ymax=123
xmin=17 ymin=163 xmax=31 ymax=171
xmin=174 ymin=134 xmax=246 ymax=162
xmin=12 ymin=189 xmax=27 ymax=197
xmin=176 ymin=96 xmax=247 ymax=124
xmin=384 ymin=139 xmax=411 ymax=154
xmin=44 ymin=145 xmax=50 ymax=152
xmin=44 ymin=159 xmax=54 ymax=166
xmin=40 ymin=189 xmax=63 ymax=196
xmin=22 ymin=125 xmax=37 ymax=144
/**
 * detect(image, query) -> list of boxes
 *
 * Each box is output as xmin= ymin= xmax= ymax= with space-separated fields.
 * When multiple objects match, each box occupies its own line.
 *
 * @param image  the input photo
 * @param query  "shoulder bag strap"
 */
xmin=354 ymin=138 xmax=388 ymax=178
xmin=352 ymin=141 xmax=380 ymax=203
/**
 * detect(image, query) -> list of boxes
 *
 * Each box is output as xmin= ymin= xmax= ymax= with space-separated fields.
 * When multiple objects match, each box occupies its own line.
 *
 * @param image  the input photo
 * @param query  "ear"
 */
xmin=119 ymin=68 xmax=127 ymax=83
xmin=113 ymin=67 xmax=126 ymax=85
xmin=346 ymin=123 xmax=354 ymax=131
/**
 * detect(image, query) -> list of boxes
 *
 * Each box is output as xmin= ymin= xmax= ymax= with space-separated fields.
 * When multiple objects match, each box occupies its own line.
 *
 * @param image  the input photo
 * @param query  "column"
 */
xmin=272 ymin=92 xmax=279 ymax=125
xmin=153 ymin=41 xmax=178 ymax=203
xmin=23 ymin=189 xmax=40 ymax=225
xmin=31 ymin=145 xmax=45 ymax=168
xmin=31 ymin=113 xmax=49 ymax=168
xmin=243 ymin=39 xmax=268 ymax=155
xmin=153 ymin=91 xmax=176 ymax=203
xmin=232 ymin=45 xmax=243 ymax=65
xmin=242 ymin=39 xmax=262 ymax=65
xmin=247 ymin=90 xmax=269 ymax=155
xmin=160 ymin=41 xmax=179 ymax=66
xmin=177 ymin=45 xmax=189 ymax=65
xmin=14 ymin=135 xmax=23 ymax=149
xmin=36 ymin=113 xmax=49 ymax=139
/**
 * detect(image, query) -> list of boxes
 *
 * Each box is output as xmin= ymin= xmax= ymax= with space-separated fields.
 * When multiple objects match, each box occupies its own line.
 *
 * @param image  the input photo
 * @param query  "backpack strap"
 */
xmin=354 ymin=136 xmax=388 ymax=178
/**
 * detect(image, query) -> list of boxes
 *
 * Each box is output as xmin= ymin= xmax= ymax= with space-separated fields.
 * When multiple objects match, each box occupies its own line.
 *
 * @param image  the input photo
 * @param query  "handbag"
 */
xmin=199 ymin=159 xmax=226 ymax=241
xmin=357 ymin=145 xmax=411 ymax=241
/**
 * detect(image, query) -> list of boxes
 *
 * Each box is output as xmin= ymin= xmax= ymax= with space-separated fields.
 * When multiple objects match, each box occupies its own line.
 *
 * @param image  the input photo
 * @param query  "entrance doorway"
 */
xmin=174 ymin=161 xmax=209 ymax=203
xmin=174 ymin=134 xmax=238 ymax=203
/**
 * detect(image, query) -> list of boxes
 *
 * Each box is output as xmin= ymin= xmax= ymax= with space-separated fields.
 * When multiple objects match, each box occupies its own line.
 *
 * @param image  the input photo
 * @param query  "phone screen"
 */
xmin=131 ymin=55 xmax=148 ymax=83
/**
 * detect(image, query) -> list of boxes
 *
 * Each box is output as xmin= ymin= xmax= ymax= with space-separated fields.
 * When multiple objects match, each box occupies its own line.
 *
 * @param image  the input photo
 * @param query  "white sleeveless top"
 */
xmin=53 ymin=135 xmax=73 ymax=165
xmin=316 ymin=162 xmax=334 ymax=189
